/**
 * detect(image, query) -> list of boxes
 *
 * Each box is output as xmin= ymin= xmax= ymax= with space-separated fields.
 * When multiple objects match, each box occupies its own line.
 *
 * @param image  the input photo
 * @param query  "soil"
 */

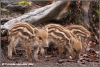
xmin=1 ymin=39 xmax=99 ymax=66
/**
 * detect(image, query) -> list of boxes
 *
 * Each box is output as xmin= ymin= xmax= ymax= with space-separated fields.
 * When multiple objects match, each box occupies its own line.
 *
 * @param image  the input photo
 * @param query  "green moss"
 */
xmin=95 ymin=10 xmax=100 ymax=15
xmin=18 ymin=0 xmax=31 ymax=6
xmin=78 ymin=19 xmax=82 ymax=23
xmin=1 ymin=5 xmax=5 ymax=8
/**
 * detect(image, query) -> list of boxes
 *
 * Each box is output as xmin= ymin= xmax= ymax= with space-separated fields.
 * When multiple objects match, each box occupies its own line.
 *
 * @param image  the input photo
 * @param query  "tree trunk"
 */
xmin=81 ymin=1 xmax=90 ymax=29
xmin=1 ymin=1 xmax=70 ymax=30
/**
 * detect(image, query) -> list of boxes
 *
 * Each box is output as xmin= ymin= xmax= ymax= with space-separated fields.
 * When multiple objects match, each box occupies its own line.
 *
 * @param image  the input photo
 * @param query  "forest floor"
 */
xmin=1 ymin=1 xmax=100 ymax=66
xmin=1 ymin=40 xmax=99 ymax=66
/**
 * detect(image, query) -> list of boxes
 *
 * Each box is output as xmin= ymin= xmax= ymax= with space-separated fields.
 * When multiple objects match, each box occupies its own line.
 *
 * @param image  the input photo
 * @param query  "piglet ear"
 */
xmin=34 ymin=28 xmax=39 ymax=34
xmin=43 ymin=27 xmax=48 ymax=32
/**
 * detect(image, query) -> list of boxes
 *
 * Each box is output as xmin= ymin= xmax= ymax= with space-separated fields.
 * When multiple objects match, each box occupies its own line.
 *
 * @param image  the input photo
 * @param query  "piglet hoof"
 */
xmin=7 ymin=56 xmax=15 ymax=60
xmin=35 ymin=59 xmax=39 ymax=62
xmin=33 ymin=58 xmax=39 ymax=63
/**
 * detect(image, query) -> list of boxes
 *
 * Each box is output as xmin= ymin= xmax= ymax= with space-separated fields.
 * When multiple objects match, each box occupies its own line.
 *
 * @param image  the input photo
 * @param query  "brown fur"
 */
xmin=65 ymin=25 xmax=91 ymax=53
xmin=7 ymin=22 xmax=48 ymax=61
xmin=45 ymin=24 xmax=82 ymax=60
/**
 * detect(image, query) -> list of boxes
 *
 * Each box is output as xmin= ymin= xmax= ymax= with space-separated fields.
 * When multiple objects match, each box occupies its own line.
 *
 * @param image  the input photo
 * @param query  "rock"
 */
xmin=6 ymin=4 xmax=29 ymax=14
xmin=1 ymin=8 xmax=8 ymax=12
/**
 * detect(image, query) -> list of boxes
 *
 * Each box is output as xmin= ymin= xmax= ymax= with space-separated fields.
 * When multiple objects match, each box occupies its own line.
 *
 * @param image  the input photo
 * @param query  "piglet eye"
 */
xmin=38 ymin=37 xmax=42 ymax=40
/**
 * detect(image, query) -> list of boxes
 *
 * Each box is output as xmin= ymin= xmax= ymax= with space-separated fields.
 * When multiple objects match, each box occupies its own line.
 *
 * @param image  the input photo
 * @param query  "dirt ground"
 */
xmin=1 ymin=39 xmax=99 ymax=66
